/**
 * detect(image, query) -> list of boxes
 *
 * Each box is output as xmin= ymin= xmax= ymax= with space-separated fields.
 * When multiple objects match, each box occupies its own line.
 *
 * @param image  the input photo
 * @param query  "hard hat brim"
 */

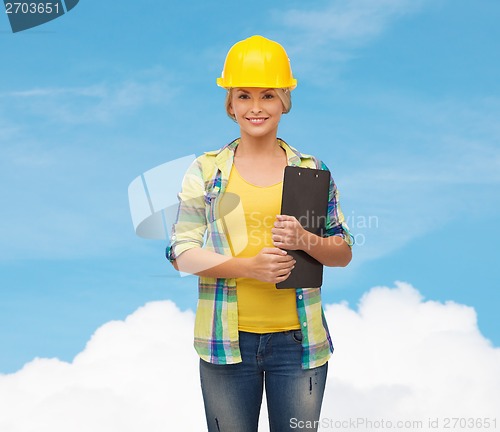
xmin=216 ymin=78 xmax=297 ymax=90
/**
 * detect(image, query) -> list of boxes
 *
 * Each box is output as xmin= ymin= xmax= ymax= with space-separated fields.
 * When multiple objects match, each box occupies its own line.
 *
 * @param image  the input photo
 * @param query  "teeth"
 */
xmin=249 ymin=118 xmax=266 ymax=123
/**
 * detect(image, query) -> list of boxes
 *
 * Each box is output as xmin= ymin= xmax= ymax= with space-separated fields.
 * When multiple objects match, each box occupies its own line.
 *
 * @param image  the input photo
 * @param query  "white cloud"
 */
xmin=324 ymin=282 xmax=500 ymax=423
xmin=0 ymin=301 xmax=204 ymax=432
xmin=1 ymin=282 xmax=498 ymax=432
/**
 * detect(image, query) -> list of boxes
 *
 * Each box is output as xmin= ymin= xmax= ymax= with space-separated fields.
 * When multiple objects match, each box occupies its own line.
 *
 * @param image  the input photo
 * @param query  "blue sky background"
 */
xmin=0 ymin=0 xmax=499 ymax=373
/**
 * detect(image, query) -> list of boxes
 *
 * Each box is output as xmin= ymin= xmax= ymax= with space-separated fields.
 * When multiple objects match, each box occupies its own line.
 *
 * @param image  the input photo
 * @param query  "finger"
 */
xmin=272 ymin=232 xmax=292 ymax=241
xmin=271 ymin=226 xmax=289 ymax=233
xmin=261 ymin=247 xmax=288 ymax=256
xmin=272 ymin=240 xmax=286 ymax=249
xmin=273 ymin=242 xmax=293 ymax=252
xmin=274 ymin=219 xmax=295 ymax=228
xmin=275 ymin=259 xmax=296 ymax=270
xmin=273 ymin=255 xmax=295 ymax=266
xmin=273 ymin=237 xmax=295 ymax=249
xmin=271 ymin=253 xmax=295 ymax=264
xmin=269 ymin=244 xmax=294 ymax=256
xmin=275 ymin=271 xmax=292 ymax=283
xmin=276 ymin=268 xmax=294 ymax=279
xmin=276 ymin=214 xmax=295 ymax=222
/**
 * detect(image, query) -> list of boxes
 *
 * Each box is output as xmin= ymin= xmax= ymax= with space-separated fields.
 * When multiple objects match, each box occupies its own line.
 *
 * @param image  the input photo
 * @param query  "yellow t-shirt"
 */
xmin=220 ymin=165 xmax=300 ymax=333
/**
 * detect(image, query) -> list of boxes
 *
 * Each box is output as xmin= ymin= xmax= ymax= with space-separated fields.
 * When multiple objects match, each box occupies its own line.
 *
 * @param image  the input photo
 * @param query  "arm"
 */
xmin=271 ymin=161 xmax=353 ymax=267
xmin=172 ymin=246 xmax=296 ymax=283
xmin=168 ymin=157 xmax=295 ymax=283
xmin=271 ymin=215 xmax=352 ymax=267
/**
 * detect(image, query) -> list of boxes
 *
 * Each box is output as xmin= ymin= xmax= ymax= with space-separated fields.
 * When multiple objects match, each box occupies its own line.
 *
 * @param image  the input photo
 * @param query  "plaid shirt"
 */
xmin=166 ymin=138 xmax=352 ymax=369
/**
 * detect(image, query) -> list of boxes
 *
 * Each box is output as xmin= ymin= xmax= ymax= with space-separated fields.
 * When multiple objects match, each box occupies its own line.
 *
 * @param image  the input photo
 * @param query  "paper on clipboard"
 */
xmin=276 ymin=166 xmax=330 ymax=289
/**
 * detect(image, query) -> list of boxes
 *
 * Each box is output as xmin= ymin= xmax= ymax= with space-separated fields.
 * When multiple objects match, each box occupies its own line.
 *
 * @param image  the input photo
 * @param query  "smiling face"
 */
xmin=228 ymin=88 xmax=285 ymax=140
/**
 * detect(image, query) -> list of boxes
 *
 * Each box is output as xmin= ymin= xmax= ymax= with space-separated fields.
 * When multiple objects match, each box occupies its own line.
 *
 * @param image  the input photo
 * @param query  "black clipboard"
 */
xmin=276 ymin=166 xmax=331 ymax=289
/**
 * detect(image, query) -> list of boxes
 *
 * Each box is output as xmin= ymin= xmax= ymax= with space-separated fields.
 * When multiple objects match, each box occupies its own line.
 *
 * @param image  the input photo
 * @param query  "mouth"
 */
xmin=246 ymin=117 xmax=268 ymax=125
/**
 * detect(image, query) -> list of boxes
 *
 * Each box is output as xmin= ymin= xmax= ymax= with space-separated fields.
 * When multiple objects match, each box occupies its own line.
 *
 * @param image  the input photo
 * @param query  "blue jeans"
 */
xmin=199 ymin=330 xmax=328 ymax=432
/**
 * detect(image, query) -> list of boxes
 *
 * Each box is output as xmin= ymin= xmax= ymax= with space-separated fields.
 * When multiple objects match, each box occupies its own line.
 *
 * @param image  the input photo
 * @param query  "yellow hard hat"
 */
xmin=217 ymin=35 xmax=297 ymax=90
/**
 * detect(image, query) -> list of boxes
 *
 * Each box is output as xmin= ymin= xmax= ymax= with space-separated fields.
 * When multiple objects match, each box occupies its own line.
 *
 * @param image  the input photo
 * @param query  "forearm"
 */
xmin=301 ymin=232 xmax=352 ymax=267
xmin=172 ymin=246 xmax=296 ymax=283
xmin=172 ymin=248 xmax=252 ymax=278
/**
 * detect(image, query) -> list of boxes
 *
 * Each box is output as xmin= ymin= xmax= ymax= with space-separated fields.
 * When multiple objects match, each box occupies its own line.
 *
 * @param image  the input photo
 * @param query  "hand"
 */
xmin=248 ymin=247 xmax=296 ymax=283
xmin=271 ymin=215 xmax=309 ymax=250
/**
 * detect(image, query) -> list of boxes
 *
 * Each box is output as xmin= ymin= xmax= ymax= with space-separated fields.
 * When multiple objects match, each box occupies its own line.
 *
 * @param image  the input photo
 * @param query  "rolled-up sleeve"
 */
xmin=166 ymin=158 xmax=208 ymax=262
xmin=321 ymin=161 xmax=354 ymax=247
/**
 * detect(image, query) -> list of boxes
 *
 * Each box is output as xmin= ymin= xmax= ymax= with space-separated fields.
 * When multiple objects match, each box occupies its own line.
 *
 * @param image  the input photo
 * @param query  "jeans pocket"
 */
xmin=291 ymin=329 xmax=303 ymax=344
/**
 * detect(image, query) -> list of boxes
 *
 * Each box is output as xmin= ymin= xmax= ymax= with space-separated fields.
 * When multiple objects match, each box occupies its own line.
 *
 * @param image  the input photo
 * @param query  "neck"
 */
xmin=236 ymin=131 xmax=282 ymax=158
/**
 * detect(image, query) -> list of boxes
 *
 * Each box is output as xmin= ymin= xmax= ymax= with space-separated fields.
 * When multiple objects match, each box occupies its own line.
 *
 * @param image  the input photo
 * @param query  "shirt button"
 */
xmin=298 ymin=294 xmax=303 ymax=300
xmin=302 ymin=322 xmax=307 ymax=327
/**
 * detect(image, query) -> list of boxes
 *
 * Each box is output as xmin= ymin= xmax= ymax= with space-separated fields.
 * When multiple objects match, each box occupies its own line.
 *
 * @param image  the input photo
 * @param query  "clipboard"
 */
xmin=276 ymin=166 xmax=330 ymax=289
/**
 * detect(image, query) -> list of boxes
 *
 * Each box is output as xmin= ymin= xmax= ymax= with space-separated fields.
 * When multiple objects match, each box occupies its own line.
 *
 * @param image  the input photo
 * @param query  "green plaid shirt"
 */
xmin=166 ymin=138 xmax=352 ymax=369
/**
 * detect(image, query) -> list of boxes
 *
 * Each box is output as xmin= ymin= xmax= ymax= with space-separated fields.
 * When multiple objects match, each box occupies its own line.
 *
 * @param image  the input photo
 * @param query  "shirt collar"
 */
xmin=208 ymin=138 xmax=307 ymax=176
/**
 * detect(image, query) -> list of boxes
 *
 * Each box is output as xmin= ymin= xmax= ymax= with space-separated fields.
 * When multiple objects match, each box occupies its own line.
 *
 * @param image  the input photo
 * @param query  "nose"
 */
xmin=250 ymin=99 xmax=262 ymax=114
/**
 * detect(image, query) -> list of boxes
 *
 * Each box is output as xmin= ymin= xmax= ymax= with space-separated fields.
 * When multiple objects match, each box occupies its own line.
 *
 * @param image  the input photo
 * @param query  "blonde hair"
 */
xmin=225 ymin=88 xmax=292 ymax=122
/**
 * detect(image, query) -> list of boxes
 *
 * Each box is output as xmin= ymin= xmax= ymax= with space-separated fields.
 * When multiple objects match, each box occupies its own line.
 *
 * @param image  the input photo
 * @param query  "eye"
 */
xmin=263 ymin=93 xmax=275 ymax=99
xmin=237 ymin=93 xmax=250 ymax=99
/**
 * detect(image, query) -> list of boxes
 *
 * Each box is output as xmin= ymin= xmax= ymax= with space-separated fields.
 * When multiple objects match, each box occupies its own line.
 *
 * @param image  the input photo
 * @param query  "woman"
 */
xmin=167 ymin=35 xmax=352 ymax=432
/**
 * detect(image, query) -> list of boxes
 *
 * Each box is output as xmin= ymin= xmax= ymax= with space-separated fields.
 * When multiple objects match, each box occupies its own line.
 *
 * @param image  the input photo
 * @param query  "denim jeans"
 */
xmin=199 ymin=330 xmax=328 ymax=432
